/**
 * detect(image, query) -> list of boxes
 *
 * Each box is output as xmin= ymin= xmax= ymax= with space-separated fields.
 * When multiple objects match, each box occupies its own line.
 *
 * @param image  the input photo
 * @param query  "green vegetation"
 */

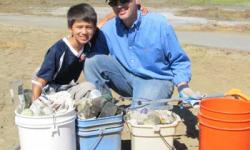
xmin=140 ymin=0 xmax=250 ymax=8
xmin=184 ymin=0 xmax=250 ymax=5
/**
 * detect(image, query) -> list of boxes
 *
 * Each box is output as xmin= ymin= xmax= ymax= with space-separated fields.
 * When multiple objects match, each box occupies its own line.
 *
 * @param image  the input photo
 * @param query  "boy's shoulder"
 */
xmin=46 ymin=38 xmax=68 ymax=56
xmin=49 ymin=39 xmax=66 ymax=52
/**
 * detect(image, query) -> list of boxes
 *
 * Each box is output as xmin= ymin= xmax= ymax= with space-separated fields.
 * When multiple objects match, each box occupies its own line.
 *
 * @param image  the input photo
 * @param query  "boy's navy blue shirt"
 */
xmin=37 ymin=38 xmax=87 ymax=85
xmin=37 ymin=29 xmax=109 ymax=85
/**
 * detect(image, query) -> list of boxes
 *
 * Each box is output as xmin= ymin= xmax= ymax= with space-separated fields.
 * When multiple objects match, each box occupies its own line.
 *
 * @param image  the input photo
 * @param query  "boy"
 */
xmin=32 ymin=3 xmax=105 ymax=102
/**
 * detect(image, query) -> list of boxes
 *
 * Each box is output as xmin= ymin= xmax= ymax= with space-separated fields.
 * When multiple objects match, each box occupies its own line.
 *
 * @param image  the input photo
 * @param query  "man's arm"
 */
xmin=161 ymin=21 xmax=201 ymax=102
xmin=162 ymin=22 xmax=191 ymax=85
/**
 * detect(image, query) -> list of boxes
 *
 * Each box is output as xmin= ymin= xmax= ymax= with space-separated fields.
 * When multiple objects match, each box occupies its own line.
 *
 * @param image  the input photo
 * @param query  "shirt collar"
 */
xmin=116 ymin=10 xmax=142 ymax=30
xmin=63 ymin=37 xmax=91 ymax=57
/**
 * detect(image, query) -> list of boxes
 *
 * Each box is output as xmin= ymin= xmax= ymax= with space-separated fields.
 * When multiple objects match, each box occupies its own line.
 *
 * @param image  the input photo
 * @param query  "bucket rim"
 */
xmin=199 ymin=120 xmax=250 ymax=131
xmin=127 ymin=113 xmax=181 ymax=128
xmin=198 ymin=112 xmax=250 ymax=123
xmin=15 ymin=117 xmax=76 ymax=128
xmin=77 ymin=113 xmax=123 ymax=129
xmin=200 ymin=98 xmax=250 ymax=114
xmin=77 ymin=124 xmax=123 ymax=137
xmin=77 ymin=112 xmax=123 ymax=122
xmin=200 ymin=105 xmax=250 ymax=115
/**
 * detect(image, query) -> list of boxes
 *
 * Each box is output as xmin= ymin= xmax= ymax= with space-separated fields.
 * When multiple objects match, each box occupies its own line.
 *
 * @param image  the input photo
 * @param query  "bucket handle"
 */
xmin=88 ymin=128 xmax=105 ymax=150
xmin=151 ymin=126 xmax=175 ymax=150
xmin=125 ymin=122 xmax=185 ymax=150
xmin=50 ymin=114 xmax=59 ymax=136
xmin=156 ymin=128 xmax=175 ymax=150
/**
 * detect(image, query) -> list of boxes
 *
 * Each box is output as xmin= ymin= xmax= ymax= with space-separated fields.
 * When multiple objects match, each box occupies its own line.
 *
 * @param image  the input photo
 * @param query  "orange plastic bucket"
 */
xmin=198 ymin=98 xmax=250 ymax=150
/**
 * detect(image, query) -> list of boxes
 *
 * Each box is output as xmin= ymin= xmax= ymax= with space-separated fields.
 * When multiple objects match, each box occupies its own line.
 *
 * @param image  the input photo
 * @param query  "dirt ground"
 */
xmin=0 ymin=1 xmax=250 ymax=150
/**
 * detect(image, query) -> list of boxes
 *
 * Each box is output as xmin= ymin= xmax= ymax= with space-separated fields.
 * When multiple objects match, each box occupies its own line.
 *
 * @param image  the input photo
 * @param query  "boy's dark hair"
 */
xmin=67 ymin=3 xmax=97 ymax=28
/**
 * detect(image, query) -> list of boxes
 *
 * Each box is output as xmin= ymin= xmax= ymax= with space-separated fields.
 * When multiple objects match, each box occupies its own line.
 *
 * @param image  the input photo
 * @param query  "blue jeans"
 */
xmin=84 ymin=55 xmax=174 ymax=107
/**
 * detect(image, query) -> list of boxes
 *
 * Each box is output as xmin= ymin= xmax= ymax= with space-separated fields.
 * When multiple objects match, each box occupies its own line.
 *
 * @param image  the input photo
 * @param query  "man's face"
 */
xmin=69 ymin=20 xmax=96 ymax=45
xmin=109 ymin=0 xmax=137 ymax=21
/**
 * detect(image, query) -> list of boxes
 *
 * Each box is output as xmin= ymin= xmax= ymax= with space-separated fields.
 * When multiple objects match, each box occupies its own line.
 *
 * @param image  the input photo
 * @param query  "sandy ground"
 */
xmin=0 ymin=1 xmax=250 ymax=150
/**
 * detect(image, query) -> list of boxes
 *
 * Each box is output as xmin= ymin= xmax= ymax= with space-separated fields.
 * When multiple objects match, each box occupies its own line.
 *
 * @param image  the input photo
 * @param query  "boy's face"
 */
xmin=69 ymin=20 xmax=96 ymax=45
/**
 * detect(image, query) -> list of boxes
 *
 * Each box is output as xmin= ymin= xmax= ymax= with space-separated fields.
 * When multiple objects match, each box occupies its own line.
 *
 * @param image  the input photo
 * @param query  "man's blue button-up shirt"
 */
xmin=96 ymin=11 xmax=191 ymax=85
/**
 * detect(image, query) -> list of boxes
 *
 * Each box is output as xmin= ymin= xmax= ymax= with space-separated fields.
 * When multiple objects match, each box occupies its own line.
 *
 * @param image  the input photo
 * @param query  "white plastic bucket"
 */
xmin=127 ymin=112 xmax=181 ymax=150
xmin=15 ymin=108 xmax=76 ymax=150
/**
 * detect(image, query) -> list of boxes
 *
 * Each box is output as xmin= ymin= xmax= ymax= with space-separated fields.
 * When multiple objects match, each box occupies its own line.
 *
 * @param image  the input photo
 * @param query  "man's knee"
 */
xmin=133 ymin=80 xmax=174 ymax=100
xmin=84 ymin=55 xmax=111 ymax=80
xmin=85 ymin=55 xmax=118 ymax=73
xmin=85 ymin=55 xmax=110 ymax=69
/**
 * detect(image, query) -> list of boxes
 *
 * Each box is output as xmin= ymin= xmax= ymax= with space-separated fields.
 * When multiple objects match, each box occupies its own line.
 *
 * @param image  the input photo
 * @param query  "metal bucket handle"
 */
xmin=89 ymin=128 xmax=105 ymax=150
xmin=125 ymin=121 xmax=186 ymax=150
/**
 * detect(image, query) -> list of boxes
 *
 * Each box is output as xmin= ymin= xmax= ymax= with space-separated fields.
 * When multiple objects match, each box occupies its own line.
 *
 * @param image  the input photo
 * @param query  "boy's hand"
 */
xmin=31 ymin=78 xmax=47 ymax=101
xmin=140 ymin=5 xmax=148 ymax=15
xmin=51 ymin=98 xmax=66 ymax=110
xmin=136 ymin=0 xmax=148 ymax=16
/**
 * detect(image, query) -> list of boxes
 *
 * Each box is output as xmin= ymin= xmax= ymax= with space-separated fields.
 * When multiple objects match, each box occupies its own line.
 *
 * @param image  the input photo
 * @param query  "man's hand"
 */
xmin=179 ymin=88 xmax=202 ymax=101
xmin=178 ymin=84 xmax=202 ymax=106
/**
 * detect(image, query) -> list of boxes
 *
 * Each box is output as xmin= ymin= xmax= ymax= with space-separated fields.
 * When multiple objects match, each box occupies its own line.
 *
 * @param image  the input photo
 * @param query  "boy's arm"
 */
xmin=31 ymin=43 xmax=60 ymax=101
xmin=97 ymin=12 xmax=115 ymax=28
xmin=32 ymin=77 xmax=48 ymax=101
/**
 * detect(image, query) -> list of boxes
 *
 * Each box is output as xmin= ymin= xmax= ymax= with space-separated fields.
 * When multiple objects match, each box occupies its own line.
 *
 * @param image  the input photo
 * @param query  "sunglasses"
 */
xmin=107 ymin=0 xmax=131 ymax=7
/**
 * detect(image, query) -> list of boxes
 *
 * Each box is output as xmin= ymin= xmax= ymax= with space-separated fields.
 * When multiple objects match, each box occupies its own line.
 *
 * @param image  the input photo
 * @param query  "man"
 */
xmin=84 ymin=0 xmax=201 ymax=107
